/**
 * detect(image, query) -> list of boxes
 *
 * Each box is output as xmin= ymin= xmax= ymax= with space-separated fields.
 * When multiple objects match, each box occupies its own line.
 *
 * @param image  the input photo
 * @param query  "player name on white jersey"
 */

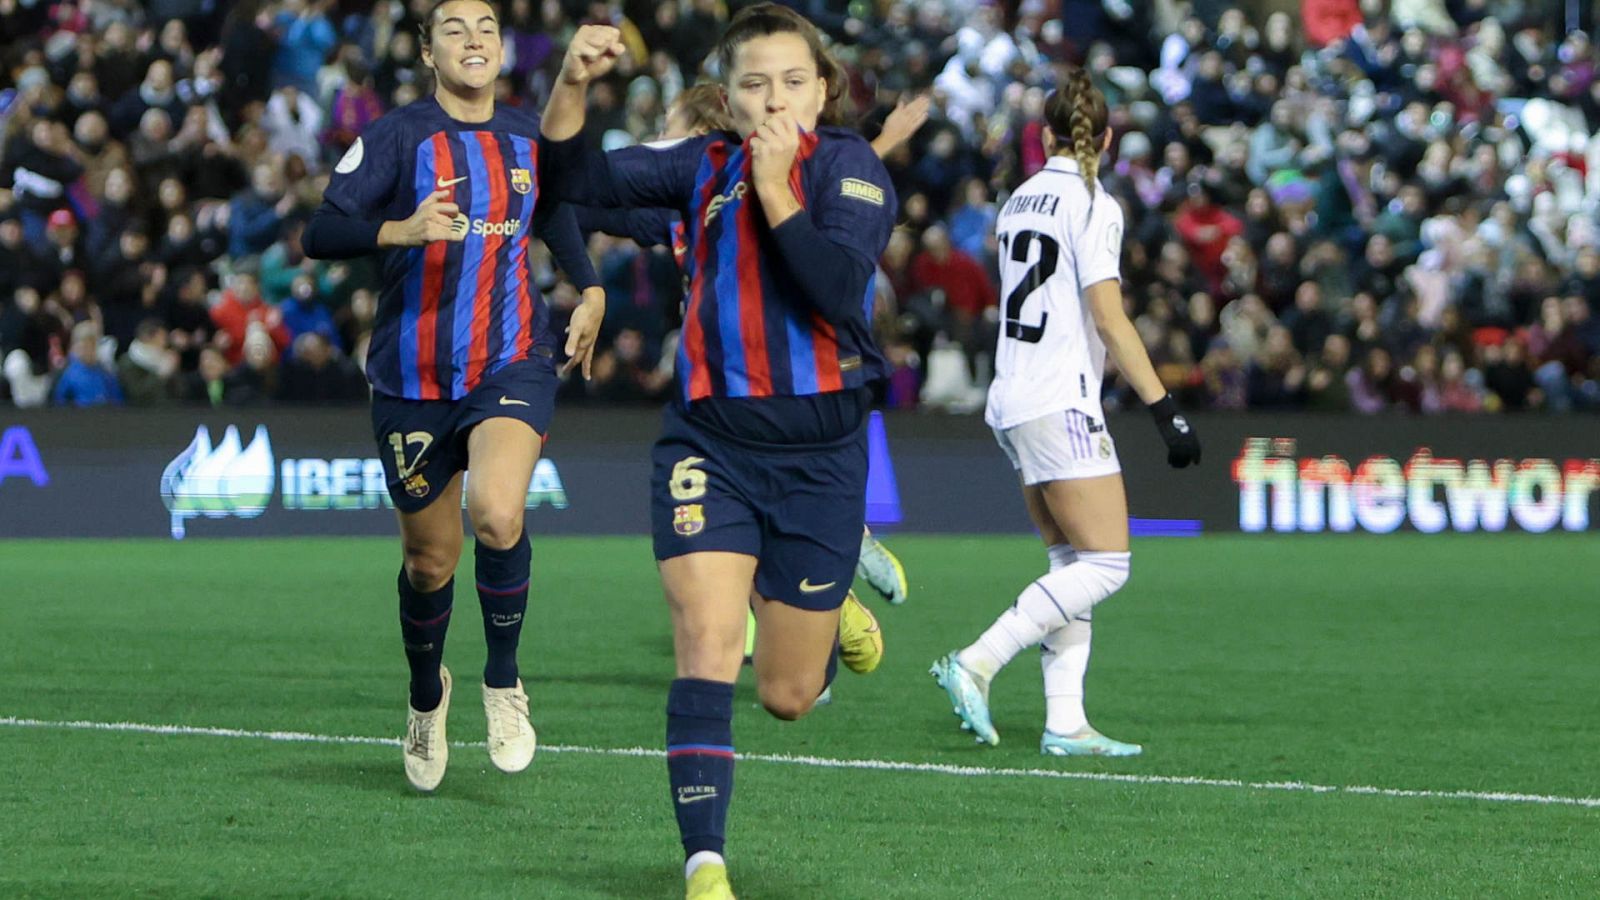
xmin=1001 ymin=192 xmax=1062 ymax=218
xmin=985 ymin=156 xmax=1125 ymax=431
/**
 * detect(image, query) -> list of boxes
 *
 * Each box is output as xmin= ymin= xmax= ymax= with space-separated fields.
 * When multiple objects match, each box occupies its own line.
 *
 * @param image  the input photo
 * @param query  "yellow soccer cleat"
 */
xmin=837 ymin=590 xmax=884 ymax=674
xmin=686 ymin=862 xmax=737 ymax=900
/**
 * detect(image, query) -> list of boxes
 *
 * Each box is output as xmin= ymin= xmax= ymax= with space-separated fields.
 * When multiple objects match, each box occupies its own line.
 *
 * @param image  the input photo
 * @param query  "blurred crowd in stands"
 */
xmin=2 ymin=0 xmax=1598 ymax=413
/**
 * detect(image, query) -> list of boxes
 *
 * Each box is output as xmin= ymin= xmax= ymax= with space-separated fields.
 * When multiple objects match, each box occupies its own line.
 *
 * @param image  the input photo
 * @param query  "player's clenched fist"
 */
xmin=381 ymin=189 xmax=462 ymax=247
xmin=560 ymin=25 xmax=625 ymax=86
xmin=749 ymin=112 xmax=801 ymax=187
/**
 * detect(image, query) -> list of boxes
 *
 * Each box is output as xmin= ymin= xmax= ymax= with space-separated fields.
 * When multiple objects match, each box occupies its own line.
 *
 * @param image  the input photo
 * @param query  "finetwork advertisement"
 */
xmin=1233 ymin=437 xmax=1600 ymax=534
xmin=160 ymin=424 xmax=568 ymax=539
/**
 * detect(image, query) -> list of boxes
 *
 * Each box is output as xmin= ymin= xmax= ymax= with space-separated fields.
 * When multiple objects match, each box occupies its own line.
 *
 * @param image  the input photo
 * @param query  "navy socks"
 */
xmin=398 ymin=569 xmax=453 ymax=711
xmin=666 ymin=678 xmax=736 ymax=858
xmin=476 ymin=531 xmax=531 ymax=689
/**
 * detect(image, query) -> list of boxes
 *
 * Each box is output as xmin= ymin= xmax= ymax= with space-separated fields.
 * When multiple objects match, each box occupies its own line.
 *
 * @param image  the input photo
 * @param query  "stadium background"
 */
xmin=2 ymin=2 xmax=1598 ymax=898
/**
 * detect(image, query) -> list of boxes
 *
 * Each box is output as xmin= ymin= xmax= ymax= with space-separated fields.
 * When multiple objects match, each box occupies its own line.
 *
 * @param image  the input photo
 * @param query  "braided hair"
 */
xmin=1044 ymin=67 xmax=1109 ymax=197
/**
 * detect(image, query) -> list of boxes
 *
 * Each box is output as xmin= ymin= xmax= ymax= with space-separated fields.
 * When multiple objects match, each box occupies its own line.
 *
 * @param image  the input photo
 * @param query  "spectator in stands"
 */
xmin=221 ymin=326 xmax=280 ymax=406
xmin=52 ymin=322 xmax=123 ymax=407
xmin=228 ymin=163 xmax=294 ymax=259
xmin=277 ymin=332 xmax=365 ymax=405
xmin=272 ymin=0 xmax=338 ymax=93
xmin=263 ymin=84 xmax=324 ymax=166
xmin=910 ymin=224 xmax=996 ymax=373
xmin=95 ymin=227 xmax=160 ymax=351
xmin=111 ymin=59 xmax=186 ymax=139
xmin=118 ymin=319 xmax=181 ymax=406
xmin=211 ymin=264 xmax=289 ymax=366
xmin=1348 ymin=345 xmax=1399 ymax=414
xmin=1175 ymin=182 xmax=1244 ymax=294
xmin=180 ymin=346 xmax=231 ymax=407
xmin=1 ymin=119 xmax=84 ymax=246
xmin=3 ymin=287 xmax=62 ymax=409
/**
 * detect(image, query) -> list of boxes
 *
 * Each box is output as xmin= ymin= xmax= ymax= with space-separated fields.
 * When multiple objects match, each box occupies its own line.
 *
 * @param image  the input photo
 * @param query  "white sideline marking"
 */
xmin=4 ymin=716 xmax=1597 ymax=810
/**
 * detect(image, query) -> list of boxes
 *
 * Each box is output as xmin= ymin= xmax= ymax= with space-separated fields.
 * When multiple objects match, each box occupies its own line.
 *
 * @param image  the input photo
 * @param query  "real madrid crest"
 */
xmin=510 ymin=167 xmax=532 ymax=195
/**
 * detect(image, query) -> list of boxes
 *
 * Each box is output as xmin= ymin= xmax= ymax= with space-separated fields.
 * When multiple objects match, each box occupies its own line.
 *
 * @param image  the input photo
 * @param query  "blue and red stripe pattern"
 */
xmin=476 ymin=577 xmax=530 ymax=597
xmin=398 ymin=130 xmax=543 ymax=400
xmin=666 ymin=743 xmax=736 ymax=759
xmin=676 ymin=131 xmax=865 ymax=405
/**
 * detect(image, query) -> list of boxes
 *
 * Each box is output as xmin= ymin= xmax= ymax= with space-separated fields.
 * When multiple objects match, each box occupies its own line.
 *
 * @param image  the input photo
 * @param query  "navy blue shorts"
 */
xmin=650 ymin=405 xmax=868 ymax=611
xmin=370 ymin=355 xmax=557 ymax=513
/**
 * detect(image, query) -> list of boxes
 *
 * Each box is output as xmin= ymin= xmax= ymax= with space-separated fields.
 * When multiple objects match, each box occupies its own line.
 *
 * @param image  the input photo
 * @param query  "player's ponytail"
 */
xmin=1045 ymin=67 xmax=1109 ymax=198
xmin=716 ymin=3 xmax=852 ymax=127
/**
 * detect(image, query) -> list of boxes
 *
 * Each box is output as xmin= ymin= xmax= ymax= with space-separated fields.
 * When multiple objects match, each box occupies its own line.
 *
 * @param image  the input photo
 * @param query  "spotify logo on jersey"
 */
xmin=450 ymin=215 xmax=523 ymax=238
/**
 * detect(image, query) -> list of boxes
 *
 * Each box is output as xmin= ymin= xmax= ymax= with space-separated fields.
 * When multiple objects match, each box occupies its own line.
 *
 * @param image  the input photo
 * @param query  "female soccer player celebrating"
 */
xmin=303 ymin=0 xmax=606 ymax=792
xmin=930 ymin=69 xmax=1201 ymax=756
xmin=540 ymin=8 xmax=897 ymax=898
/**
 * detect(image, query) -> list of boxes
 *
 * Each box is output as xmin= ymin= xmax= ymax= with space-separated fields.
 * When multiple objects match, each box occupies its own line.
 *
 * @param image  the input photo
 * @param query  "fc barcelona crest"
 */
xmin=510 ymin=168 xmax=532 ymax=195
xmin=673 ymin=504 xmax=705 ymax=537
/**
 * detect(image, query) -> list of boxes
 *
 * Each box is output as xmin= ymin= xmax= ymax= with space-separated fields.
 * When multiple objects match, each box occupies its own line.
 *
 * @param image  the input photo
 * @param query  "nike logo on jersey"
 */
xmin=798 ymin=579 xmax=836 ymax=594
xmin=499 ymin=396 xmax=530 ymax=406
xmin=437 ymin=175 xmax=469 ymax=188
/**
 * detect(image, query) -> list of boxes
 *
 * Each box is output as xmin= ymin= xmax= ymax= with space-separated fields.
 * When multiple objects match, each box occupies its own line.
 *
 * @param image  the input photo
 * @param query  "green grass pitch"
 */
xmin=3 ymin=534 xmax=1597 ymax=898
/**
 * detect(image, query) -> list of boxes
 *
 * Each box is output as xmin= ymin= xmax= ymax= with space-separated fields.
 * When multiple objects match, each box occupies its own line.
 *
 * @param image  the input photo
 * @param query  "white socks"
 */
xmin=685 ymin=850 xmax=724 ymax=880
xmin=1041 ymin=613 xmax=1092 ymax=735
xmin=958 ymin=549 xmax=1129 ymax=681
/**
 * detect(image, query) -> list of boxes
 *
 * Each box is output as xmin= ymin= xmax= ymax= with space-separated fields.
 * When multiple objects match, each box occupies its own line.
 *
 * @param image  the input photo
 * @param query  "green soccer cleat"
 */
xmin=929 ymin=654 xmax=998 ymax=746
xmin=1040 ymin=729 xmax=1143 ymax=757
xmin=856 ymin=529 xmax=908 ymax=605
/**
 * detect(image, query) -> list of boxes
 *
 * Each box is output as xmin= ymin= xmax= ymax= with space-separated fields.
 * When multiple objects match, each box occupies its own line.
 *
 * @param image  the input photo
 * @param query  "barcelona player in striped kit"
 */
xmin=303 ymin=0 xmax=606 ymax=793
xmin=575 ymin=85 xmax=929 ymax=673
xmin=542 ymin=8 xmax=897 ymax=898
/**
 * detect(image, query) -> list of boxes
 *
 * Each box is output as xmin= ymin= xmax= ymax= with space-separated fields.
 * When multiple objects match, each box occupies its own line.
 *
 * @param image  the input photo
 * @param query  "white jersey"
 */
xmin=984 ymin=156 xmax=1124 ymax=430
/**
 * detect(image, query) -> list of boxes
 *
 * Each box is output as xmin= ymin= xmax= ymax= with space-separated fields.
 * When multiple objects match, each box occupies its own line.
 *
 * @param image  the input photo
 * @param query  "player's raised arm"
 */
xmin=755 ymin=132 xmax=897 ymax=325
xmin=541 ymin=24 xmax=625 ymax=142
xmin=538 ymin=26 xmax=700 ymax=211
xmin=870 ymin=93 xmax=930 ymax=159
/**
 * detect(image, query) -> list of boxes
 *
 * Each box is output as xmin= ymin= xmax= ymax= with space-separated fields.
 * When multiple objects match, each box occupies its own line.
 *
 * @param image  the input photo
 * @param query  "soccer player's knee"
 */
xmin=679 ymin=620 xmax=745 ymax=662
xmin=402 ymin=550 xmax=455 ymax=592
xmin=471 ymin=508 xmax=525 ymax=550
xmin=1079 ymin=550 xmax=1131 ymax=600
xmin=758 ymin=681 xmax=816 ymax=721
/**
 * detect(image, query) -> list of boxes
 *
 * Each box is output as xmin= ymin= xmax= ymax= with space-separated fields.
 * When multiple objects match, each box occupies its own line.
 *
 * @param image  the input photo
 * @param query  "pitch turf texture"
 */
xmin=4 ymin=535 xmax=1597 ymax=898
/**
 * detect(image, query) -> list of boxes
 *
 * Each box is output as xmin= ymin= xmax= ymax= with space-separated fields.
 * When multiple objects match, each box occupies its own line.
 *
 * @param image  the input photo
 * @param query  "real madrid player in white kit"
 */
xmin=931 ymin=68 xmax=1200 ymax=756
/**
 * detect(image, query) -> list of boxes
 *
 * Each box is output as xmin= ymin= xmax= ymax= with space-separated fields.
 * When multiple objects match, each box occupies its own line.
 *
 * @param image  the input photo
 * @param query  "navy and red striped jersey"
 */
xmin=312 ymin=96 xmax=595 ymax=401
xmin=546 ymin=127 xmax=896 ymax=407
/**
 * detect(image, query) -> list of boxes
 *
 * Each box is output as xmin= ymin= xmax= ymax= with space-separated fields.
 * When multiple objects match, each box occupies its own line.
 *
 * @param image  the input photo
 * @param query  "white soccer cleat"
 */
xmin=404 ymin=665 xmax=451 ymax=792
xmin=482 ymin=678 xmax=537 ymax=773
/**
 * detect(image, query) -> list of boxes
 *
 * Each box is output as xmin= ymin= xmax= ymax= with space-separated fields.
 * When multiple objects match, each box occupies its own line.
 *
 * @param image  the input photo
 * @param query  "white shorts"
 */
xmin=993 ymin=409 xmax=1122 ymax=485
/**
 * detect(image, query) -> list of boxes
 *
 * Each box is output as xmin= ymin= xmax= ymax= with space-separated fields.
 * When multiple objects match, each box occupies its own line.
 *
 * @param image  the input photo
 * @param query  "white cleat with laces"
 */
xmin=404 ymin=666 xmax=451 ymax=792
xmin=482 ymin=678 xmax=537 ymax=773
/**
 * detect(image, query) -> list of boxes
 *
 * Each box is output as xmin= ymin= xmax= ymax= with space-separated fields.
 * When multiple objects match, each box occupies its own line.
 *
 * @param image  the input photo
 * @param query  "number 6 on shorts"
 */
xmin=670 ymin=456 xmax=708 ymax=501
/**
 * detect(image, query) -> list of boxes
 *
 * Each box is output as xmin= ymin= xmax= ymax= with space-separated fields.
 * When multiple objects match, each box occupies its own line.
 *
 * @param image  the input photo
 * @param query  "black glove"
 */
xmin=1148 ymin=394 xmax=1201 ymax=468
